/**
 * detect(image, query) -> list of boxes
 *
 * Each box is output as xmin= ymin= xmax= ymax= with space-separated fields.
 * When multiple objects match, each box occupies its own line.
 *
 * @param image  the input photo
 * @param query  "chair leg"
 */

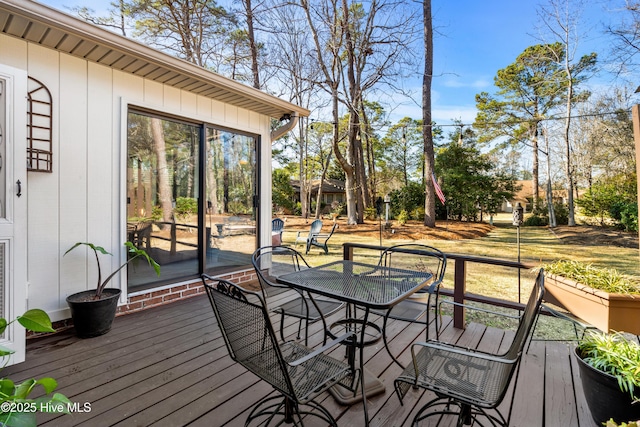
xmin=279 ymin=312 xmax=287 ymax=343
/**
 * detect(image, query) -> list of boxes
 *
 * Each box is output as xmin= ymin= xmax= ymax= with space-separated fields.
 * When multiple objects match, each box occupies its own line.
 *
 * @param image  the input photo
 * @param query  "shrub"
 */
xmin=174 ymin=197 xmax=198 ymax=220
xmin=611 ymin=202 xmax=638 ymax=232
xmin=620 ymin=203 xmax=638 ymax=232
xmin=364 ymin=206 xmax=378 ymax=220
xmin=396 ymin=210 xmax=409 ymax=225
xmin=411 ymin=206 xmax=425 ymax=221
xmin=523 ymin=214 xmax=548 ymax=226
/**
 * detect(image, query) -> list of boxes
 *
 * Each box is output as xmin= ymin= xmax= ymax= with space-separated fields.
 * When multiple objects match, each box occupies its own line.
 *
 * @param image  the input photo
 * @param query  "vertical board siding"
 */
xmin=58 ymin=54 xmax=89 ymax=303
xmin=143 ymin=80 xmax=163 ymax=107
xmin=87 ymin=62 xmax=115 ymax=287
xmin=9 ymin=39 xmax=273 ymax=321
xmin=25 ymin=43 xmax=62 ymax=315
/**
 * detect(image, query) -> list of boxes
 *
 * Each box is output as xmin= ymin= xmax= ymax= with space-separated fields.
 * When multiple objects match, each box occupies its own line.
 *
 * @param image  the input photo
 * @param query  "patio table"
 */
xmin=277 ymin=259 xmax=432 ymax=426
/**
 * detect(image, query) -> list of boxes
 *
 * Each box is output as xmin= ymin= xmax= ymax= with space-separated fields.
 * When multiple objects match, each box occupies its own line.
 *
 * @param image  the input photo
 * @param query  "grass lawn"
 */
xmin=279 ymin=213 xmax=639 ymax=340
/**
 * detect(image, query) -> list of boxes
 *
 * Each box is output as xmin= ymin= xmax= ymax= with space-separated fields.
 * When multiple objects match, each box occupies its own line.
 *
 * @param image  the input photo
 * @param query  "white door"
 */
xmin=0 ymin=65 xmax=28 ymax=364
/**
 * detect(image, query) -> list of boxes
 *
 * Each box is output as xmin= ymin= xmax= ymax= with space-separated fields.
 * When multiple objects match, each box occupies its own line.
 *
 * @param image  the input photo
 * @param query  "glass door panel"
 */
xmin=127 ymin=112 xmax=200 ymax=289
xmin=205 ymin=128 xmax=256 ymax=272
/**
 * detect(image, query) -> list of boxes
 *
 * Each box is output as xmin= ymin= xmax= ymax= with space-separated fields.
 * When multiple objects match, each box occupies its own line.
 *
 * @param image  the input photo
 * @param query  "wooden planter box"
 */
xmin=544 ymin=274 xmax=640 ymax=335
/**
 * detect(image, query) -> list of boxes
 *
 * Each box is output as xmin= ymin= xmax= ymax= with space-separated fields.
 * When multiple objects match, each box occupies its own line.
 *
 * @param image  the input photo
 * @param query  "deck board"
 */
xmin=5 ymin=292 xmax=597 ymax=426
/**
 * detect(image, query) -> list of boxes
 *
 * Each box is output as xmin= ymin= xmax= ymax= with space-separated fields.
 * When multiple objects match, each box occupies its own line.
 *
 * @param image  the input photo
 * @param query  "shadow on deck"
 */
xmin=4 ymin=290 xmax=597 ymax=426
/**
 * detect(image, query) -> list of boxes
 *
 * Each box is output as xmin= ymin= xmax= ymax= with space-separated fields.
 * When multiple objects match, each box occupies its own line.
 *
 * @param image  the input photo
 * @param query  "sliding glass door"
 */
xmin=126 ymin=110 xmax=257 ymax=291
xmin=204 ymin=128 xmax=257 ymax=272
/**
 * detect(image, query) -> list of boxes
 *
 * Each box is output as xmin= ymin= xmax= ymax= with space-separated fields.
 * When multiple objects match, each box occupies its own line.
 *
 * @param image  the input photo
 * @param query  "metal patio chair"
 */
xmin=202 ymin=276 xmax=358 ymax=427
xmin=371 ymin=244 xmax=447 ymax=349
xmin=252 ymin=246 xmax=344 ymax=344
xmin=272 ymin=218 xmax=284 ymax=246
xmin=394 ymin=269 xmax=545 ymax=427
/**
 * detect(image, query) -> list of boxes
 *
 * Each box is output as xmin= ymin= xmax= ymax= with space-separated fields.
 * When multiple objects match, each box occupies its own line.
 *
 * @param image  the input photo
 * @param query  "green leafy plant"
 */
xmin=0 ymin=309 xmax=71 ymax=426
xmin=605 ymin=420 xmax=640 ymax=427
xmin=65 ymin=241 xmax=160 ymax=299
xmin=578 ymin=331 xmax=640 ymax=401
xmin=174 ymin=197 xmax=197 ymax=220
xmin=396 ymin=210 xmax=409 ymax=225
xmin=541 ymin=260 xmax=640 ymax=295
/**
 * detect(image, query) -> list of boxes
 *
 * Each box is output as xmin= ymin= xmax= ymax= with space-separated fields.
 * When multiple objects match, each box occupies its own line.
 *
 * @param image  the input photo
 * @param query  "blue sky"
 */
xmin=37 ymin=0 xmax=633 ymax=129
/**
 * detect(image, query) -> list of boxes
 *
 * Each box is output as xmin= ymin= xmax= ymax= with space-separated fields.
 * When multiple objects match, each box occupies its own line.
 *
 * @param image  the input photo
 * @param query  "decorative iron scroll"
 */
xmin=27 ymin=77 xmax=53 ymax=173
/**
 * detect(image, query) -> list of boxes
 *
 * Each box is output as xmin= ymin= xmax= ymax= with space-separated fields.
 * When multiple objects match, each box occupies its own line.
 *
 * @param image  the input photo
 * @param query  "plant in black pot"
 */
xmin=575 ymin=330 xmax=640 ymax=425
xmin=65 ymin=241 xmax=160 ymax=338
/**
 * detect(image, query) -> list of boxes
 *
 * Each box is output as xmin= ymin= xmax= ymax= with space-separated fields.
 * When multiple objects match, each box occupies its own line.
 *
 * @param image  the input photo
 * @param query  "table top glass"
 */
xmin=277 ymin=260 xmax=433 ymax=309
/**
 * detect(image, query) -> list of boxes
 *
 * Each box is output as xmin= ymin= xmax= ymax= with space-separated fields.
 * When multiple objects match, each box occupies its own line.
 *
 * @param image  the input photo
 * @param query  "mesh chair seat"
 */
xmin=395 ymin=270 xmax=545 ymax=427
xmin=277 ymin=298 xmax=344 ymax=322
xmin=203 ymin=276 xmax=358 ymax=426
xmin=383 ymin=299 xmax=429 ymax=323
xmin=396 ymin=343 xmax=514 ymax=407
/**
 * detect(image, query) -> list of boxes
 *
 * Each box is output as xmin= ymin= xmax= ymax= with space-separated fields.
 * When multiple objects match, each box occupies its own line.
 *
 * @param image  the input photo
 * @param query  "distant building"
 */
xmin=292 ymin=179 xmax=346 ymax=213
xmin=501 ymin=180 xmax=567 ymax=213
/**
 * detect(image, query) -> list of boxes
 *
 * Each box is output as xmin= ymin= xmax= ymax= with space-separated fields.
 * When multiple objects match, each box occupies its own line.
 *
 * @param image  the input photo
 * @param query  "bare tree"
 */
xmin=123 ymin=0 xmax=236 ymax=69
xmin=536 ymin=0 xmax=597 ymax=226
xmin=607 ymin=1 xmax=640 ymax=76
xmin=265 ymin=2 xmax=326 ymax=218
xmin=300 ymin=0 xmax=419 ymax=224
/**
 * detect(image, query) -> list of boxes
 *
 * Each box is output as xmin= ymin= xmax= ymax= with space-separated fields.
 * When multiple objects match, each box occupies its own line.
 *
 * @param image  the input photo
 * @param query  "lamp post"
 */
xmin=513 ymin=202 xmax=524 ymax=304
xmin=384 ymin=194 xmax=391 ymax=227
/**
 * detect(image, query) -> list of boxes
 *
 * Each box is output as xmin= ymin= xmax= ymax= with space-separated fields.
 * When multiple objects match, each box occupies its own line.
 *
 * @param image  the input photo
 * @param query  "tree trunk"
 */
xmin=565 ymin=77 xmax=576 ymax=226
xmin=423 ymin=0 xmax=436 ymax=227
xmin=532 ymin=123 xmax=540 ymax=211
xmin=243 ymin=0 xmax=260 ymax=89
xmin=150 ymin=118 xmax=173 ymax=224
xmin=299 ymin=119 xmax=309 ymax=218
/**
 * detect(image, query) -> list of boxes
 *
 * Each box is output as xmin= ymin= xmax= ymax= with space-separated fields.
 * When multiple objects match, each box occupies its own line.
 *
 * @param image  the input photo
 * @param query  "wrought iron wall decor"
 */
xmin=27 ymin=77 xmax=52 ymax=173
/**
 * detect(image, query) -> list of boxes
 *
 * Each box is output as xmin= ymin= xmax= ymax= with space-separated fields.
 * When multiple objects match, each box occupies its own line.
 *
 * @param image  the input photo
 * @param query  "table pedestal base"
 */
xmin=329 ymin=367 xmax=385 ymax=405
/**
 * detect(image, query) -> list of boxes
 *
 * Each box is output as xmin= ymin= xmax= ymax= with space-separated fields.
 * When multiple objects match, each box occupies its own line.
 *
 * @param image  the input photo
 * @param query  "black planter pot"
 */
xmin=574 ymin=347 xmax=640 ymax=425
xmin=66 ymin=288 xmax=121 ymax=338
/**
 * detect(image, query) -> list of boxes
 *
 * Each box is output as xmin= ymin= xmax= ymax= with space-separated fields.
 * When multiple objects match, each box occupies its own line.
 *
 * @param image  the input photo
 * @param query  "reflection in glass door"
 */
xmin=126 ymin=110 xmax=258 ymax=291
xmin=127 ymin=112 xmax=200 ymax=288
xmin=205 ymin=128 xmax=256 ymax=272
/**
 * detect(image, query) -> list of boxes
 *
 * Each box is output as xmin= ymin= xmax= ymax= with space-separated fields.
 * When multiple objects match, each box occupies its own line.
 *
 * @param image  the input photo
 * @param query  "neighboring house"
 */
xmin=292 ymin=179 xmax=346 ymax=213
xmin=502 ymin=180 xmax=533 ymax=213
xmin=0 ymin=0 xmax=308 ymax=363
xmin=501 ymin=180 xmax=567 ymax=213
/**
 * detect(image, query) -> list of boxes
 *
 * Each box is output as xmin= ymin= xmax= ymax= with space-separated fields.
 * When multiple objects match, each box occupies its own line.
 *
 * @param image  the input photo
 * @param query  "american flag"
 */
xmin=432 ymin=173 xmax=446 ymax=204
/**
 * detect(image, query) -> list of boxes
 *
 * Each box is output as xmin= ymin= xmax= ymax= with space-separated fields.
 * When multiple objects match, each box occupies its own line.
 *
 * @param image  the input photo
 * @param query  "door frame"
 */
xmin=0 ymin=64 xmax=28 ymax=364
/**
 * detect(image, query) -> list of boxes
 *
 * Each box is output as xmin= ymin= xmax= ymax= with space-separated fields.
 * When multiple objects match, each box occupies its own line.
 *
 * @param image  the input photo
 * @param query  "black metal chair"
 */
xmin=202 ymin=276 xmax=358 ymax=426
xmin=272 ymin=218 xmax=285 ymax=246
xmin=371 ymin=244 xmax=447 ymax=349
xmin=394 ymin=269 xmax=545 ymax=427
xmin=252 ymin=246 xmax=343 ymax=344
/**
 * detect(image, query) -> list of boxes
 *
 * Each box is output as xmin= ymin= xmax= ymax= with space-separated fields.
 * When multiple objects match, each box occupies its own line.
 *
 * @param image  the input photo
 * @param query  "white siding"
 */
xmin=0 ymin=34 xmax=272 ymax=321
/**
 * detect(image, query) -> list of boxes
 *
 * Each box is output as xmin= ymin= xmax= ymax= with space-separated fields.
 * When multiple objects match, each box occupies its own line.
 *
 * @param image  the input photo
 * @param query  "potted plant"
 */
xmin=64 ymin=242 xmax=160 ymax=338
xmin=540 ymin=260 xmax=640 ymax=335
xmin=0 ymin=309 xmax=71 ymax=426
xmin=575 ymin=331 xmax=640 ymax=425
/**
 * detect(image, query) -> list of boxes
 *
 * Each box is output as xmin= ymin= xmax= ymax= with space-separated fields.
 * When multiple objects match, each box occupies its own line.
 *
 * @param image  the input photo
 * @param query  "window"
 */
xmin=126 ymin=110 xmax=257 ymax=291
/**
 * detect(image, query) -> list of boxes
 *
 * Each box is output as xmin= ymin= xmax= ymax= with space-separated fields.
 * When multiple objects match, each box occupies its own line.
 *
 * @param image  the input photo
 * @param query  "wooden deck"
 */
xmin=5 ymin=289 xmax=597 ymax=427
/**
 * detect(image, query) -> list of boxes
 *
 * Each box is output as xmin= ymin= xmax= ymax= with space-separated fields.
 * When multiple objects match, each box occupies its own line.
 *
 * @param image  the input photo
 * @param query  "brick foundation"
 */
xmin=31 ymin=269 xmax=258 ymax=338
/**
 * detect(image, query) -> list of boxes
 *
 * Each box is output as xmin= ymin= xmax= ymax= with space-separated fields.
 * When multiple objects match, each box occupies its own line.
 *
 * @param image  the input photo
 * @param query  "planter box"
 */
xmin=545 ymin=274 xmax=640 ymax=335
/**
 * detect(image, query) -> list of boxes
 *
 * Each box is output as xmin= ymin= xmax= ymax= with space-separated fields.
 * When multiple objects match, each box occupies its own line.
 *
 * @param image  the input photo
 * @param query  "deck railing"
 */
xmin=342 ymin=242 xmax=535 ymax=330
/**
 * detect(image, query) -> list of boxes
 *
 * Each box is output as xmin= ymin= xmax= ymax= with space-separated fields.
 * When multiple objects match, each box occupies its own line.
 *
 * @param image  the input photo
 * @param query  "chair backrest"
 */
xmin=251 ymin=246 xmax=310 ymax=299
xmin=202 ymin=276 xmax=296 ymax=398
xmin=379 ymin=244 xmax=447 ymax=289
xmin=505 ymin=269 xmax=545 ymax=360
xmin=307 ymin=219 xmax=323 ymax=237
xmin=272 ymin=218 xmax=284 ymax=233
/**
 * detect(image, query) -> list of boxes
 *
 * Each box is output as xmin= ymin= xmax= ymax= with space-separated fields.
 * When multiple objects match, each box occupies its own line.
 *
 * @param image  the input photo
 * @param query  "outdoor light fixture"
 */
xmin=384 ymin=194 xmax=391 ymax=226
